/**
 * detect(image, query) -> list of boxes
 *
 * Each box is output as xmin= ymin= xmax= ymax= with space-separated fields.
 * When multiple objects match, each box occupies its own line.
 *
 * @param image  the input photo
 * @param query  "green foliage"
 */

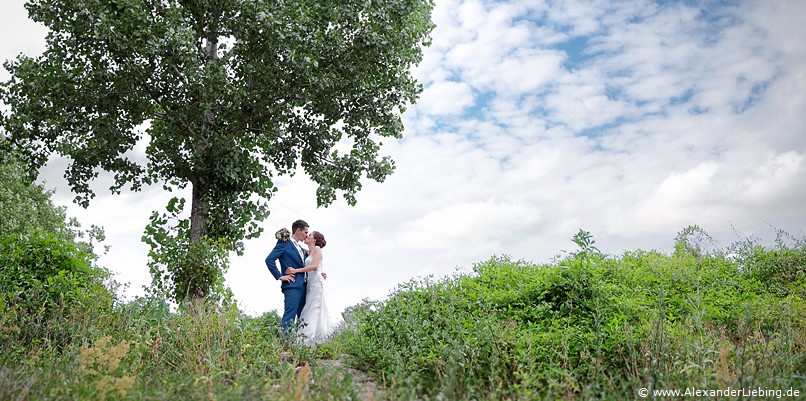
xmin=1 ymin=232 xmax=103 ymax=312
xmin=0 ymin=296 xmax=366 ymax=400
xmin=342 ymin=275 xmax=518 ymax=400
xmin=0 ymin=153 xmax=74 ymax=238
xmin=340 ymin=230 xmax=806 ymax=400
xmin=727 ymin=229 xmax=806 ymax=297
xmin=0 ymin=233 xmax=114 ymax=354
xmin=0 ymin=156 xmax=113 ymax=354
xmin=0 ymin=148 xmax=359 ymax=400
xmin=571 ymin=228 xmax=601 ymax=259
xmin=744 ymin=246 xmax=806 ymax=296
xmin=673 ymin=224 xmax=718 ymax=257
xmin=2 ymin=0 xmax=436 ymax=300
xmin=142 ymin=197 xmax=232 ymax=303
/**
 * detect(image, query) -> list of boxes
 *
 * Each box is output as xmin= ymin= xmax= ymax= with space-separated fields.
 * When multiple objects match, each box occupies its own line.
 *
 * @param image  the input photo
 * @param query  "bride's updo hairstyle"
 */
xmin=312 ymin=231 xmax=326 ymax=248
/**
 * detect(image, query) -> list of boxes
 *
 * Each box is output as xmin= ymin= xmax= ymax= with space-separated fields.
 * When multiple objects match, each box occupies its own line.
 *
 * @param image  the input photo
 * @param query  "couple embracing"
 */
xmin=265 ymin=219 xmax=342 ymax=345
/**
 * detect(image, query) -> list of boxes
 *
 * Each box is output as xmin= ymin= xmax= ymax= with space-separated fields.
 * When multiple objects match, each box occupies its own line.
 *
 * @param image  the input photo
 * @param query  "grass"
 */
xmin=1 ymin=226 xmax=804 ymax=400
xmin=0 ymin=297 xmax=362 ymax=400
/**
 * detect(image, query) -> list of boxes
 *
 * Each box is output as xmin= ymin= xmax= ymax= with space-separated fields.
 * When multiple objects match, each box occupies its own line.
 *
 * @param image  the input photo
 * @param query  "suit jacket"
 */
xmin=265 ymin=240 xmax=307 ymax=289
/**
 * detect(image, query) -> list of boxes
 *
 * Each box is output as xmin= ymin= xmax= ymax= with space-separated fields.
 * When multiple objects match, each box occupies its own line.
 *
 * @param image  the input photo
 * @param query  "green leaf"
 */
xmin=3 ymin=0 xmax=435 ymax=301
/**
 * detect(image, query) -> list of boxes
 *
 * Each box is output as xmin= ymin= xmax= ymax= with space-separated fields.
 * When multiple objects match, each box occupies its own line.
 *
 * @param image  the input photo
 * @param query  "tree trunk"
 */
xmin=184 ymin=36 xmax=220 ymax=302
xmin=190 ymin=36 xmax=219 ymax=246
xmin=189 ymin=179 xmax=207 ymax=244
xmin=186 ymin=177 xmax=208 ymax=302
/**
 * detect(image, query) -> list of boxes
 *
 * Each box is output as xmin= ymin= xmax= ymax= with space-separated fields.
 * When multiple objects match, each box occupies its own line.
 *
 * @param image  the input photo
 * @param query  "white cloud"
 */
xmin=417 ymin=80 xmax=475 ymax=116
xmin=395 ymin=200 xmax=542 ymax=251
xmin=742 ymin=151 xmax=804 ymax=205
xmin=544 ymin=0 xmax=608 ymax=36
xmin=438 ymin=1 xmax=565 ymax=95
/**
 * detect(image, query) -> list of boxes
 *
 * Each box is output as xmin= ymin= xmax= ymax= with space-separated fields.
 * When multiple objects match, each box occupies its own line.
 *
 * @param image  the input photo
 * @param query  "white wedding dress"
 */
xmin=298 ymin=255 xmax=343 ymax=345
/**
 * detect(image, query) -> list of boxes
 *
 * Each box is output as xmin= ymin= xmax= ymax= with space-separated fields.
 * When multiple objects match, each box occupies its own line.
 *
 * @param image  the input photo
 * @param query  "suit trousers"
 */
xmin=280 ymin=284 xmax=307 ymax=336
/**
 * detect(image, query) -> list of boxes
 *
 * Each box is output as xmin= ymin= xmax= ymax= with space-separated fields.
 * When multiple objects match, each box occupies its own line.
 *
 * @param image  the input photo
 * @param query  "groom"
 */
xmin=265 ymin=219 xmax=309 ymax=337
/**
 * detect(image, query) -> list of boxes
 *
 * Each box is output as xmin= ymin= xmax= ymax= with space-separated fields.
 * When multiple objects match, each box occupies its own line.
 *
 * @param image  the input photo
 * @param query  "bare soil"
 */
xmin=317 ymin=357 xmax=385 ymax=401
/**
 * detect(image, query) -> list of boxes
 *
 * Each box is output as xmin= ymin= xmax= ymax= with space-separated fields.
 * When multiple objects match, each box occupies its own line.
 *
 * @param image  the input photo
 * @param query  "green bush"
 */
xmin=0 ymin=232 xmax=107 ymax=312
xmin=339 ymin=230 xmax=806 ymax=400
xmin=0 ymin=157 xmax=114 ymax=356
xmin=342 ymin=275 xmax=519 ymax=400
xmin=743 ymin=246 xmax=806 ymax=297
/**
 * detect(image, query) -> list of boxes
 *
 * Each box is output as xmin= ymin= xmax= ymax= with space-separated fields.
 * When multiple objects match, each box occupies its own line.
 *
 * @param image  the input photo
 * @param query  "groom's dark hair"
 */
xmin=291 ymin=219 xmax=309 ymax=234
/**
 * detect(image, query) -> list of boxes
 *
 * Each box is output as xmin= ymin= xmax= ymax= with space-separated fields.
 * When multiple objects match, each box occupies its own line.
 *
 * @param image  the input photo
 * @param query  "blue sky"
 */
xmin=2 ymin=0 xmax=805 ymax=316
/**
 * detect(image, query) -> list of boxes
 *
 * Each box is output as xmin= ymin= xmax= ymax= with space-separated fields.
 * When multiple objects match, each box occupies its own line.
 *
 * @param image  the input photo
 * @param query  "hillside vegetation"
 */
xmin=1 ymin=155 xmax=804 ymax=400
xmin=339 ymin=229 xmax=806 ymax=400
xmin=0 ymin=155 xmax=359 ymax=400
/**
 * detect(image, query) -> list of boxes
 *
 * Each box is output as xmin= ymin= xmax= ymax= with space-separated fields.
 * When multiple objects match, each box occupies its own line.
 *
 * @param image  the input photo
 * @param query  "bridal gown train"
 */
xmin=299 ymin=255 xmax=343 ymax=345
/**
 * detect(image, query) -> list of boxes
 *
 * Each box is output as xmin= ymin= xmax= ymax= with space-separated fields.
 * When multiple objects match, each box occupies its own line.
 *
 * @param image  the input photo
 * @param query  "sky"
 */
xmin=2 ymin=0 xmax=805 ymax=316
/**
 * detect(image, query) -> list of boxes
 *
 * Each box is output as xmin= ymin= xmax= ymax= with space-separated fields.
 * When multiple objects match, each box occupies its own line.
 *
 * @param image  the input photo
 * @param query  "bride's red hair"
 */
xmin=312 ymin=231 xmax=326 ymax=248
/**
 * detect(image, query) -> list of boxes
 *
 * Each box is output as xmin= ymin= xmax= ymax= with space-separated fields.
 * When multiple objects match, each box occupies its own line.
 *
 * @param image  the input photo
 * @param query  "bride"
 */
xmin=285 ymin=231 xmax=343 ymax=344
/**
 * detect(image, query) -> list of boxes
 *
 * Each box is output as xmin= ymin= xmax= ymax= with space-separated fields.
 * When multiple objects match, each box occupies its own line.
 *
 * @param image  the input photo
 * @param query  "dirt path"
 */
xmin=317 ymin=357 xmax=384 ymax=401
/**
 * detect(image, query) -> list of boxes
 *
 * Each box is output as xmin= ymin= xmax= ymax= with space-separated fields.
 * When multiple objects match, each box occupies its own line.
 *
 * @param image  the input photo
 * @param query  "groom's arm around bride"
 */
xmin=265 ymin=240 xmax=308 ymax=288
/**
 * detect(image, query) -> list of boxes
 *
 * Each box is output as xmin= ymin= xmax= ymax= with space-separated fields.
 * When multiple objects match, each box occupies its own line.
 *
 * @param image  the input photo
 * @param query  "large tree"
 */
xmin=1 ymin=0 xmax=434 ymax=301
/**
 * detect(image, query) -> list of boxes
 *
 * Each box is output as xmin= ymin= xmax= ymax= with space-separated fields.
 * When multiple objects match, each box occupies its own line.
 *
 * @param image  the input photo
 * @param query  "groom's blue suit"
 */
xmin=266 ymin=240 xmax=307 ymax=333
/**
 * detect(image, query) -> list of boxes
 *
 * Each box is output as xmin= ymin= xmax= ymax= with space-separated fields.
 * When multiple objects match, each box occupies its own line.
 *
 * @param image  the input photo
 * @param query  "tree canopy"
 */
xmin=1 ymin=0 xmax=434 ymax=300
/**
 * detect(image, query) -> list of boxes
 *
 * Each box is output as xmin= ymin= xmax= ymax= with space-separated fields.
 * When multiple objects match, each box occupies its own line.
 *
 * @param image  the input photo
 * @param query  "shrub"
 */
xmin=339 ymin=230 xmax=806 ymax=400
xmin=0 ymin=156 xmax=113 ymax=354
